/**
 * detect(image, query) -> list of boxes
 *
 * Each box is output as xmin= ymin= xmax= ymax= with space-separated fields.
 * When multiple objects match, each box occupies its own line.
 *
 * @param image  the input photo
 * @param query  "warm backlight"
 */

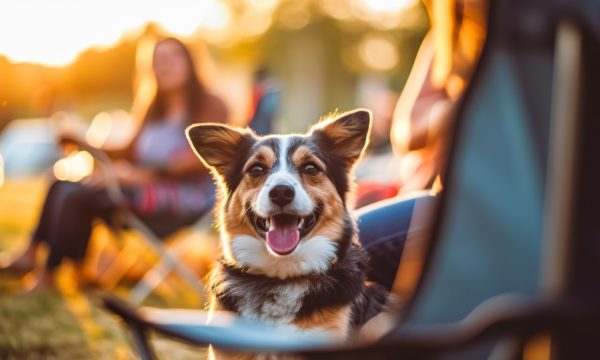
xmin=0 ymin=0 xmax=419 ymax=67
xmin=0 ymin=0 xmax=231 ymax=67
xmin=53 ymin=150 xmax=94 ymax=182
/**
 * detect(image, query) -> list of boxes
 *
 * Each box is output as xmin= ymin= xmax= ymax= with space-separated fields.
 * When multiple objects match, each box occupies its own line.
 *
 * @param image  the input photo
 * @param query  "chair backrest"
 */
xmin=395 ymin=0 xmax=600 ymax=356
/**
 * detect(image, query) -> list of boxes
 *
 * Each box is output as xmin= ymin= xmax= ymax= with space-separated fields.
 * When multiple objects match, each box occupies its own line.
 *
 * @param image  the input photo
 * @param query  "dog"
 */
xmin=186 ymin=109 xmax=388 ymax=351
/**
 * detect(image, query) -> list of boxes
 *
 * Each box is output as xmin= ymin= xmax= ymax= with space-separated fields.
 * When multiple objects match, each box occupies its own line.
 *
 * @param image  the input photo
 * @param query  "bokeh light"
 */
xmin=0 ymin=0 xmax=231 ymax=66
xmin=358 ymin=34 xmax=399 ymax=71
xmin=360 ymin=0 xmax=417 ymax=12
xmin=53 ymin=150 xmax=94 ymax=182
xmin=85 ymin=112 xmax=113 ymax=148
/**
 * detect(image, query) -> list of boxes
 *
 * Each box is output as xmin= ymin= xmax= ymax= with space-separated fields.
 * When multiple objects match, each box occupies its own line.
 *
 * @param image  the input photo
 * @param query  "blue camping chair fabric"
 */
xmin=103 ymin=0 xmax=600 ymax=358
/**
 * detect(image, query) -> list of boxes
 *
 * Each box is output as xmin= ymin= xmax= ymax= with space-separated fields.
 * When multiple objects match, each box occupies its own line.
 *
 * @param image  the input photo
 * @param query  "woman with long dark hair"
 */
xmin=1 ymin=38 xmax=227 ymax=290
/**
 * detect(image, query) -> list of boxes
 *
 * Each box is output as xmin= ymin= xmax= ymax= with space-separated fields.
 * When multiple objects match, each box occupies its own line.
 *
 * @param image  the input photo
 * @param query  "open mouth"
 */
xmin=248 ymin=209 xmax=320 ymax=255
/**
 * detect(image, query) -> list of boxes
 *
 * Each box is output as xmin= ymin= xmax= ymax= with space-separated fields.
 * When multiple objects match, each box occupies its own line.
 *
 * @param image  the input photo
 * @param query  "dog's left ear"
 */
xmin=310 ymin=109 xmax=372 ymax=166
xmin=186 ymin=123 xmax=256 ymax=179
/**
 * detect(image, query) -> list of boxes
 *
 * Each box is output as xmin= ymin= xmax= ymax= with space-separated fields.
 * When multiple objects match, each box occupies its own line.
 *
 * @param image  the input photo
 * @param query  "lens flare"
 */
xmin=358 ymin=34 xmax=399 ymax=71
xmin=359 ymin=0 xmax=416 ymax=12
xmin=53 ymin=150 xmax=94 ymax=182
xmin=0 ymin=0 xmax=232 ymax=66
xmin=85 ymin=112 xmax=113 ymax=148
xmin=0 ymin=153 xmax=4 ymax=188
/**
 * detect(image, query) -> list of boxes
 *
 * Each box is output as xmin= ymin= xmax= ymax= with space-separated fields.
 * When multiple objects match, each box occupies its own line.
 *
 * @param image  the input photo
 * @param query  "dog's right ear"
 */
xmin=186 ymin=123 xmax=256 ymax=179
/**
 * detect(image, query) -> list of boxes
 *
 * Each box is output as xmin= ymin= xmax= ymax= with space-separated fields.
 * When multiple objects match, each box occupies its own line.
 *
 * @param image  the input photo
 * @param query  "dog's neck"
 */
xmin=210 ymin=242 xmax=369 ymax=325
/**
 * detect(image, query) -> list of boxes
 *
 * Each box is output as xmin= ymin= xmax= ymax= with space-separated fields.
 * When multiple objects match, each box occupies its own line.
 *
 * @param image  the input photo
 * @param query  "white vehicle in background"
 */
xmin=0 ymin=111 xmax=135 ymax=185
xmin=0 ymin=118 xmax=61 ymax=179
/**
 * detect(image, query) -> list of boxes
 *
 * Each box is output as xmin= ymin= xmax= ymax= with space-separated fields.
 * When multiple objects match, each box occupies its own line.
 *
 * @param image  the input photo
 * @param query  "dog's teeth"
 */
xmin=298 ymin=218 xmax=305 ymax=229
xmin=266 ymin=218 xmax=270 ymax=230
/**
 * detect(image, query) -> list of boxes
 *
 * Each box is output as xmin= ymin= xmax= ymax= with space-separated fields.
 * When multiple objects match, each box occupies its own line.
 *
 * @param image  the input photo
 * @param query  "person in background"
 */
xmin=247 ymin=66 xmax=281 ymax=136
xmin=390 ymin=0 xmax=487 ymax=194
xmin=0 ymin=37 xmax=228 ymax=290
xmin=358 ymin=0 xmax=488 ymax=290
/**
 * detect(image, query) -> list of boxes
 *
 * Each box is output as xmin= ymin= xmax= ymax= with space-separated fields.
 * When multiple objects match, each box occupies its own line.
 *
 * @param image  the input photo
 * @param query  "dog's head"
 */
xmin=187 ymin=109 xmax=371 ymax=279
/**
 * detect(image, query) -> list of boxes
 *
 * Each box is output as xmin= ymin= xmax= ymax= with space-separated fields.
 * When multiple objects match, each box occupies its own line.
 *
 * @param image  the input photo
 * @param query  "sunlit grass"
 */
xmin=0 ymin=292 xmax=90 ymax=359
xmin=0 ymin=176 xmax=47 ymax=254
xmin=0 ymin=288 xmax=207 ymax=359
xmin=0 ymin=175 xmax=216 ymax=359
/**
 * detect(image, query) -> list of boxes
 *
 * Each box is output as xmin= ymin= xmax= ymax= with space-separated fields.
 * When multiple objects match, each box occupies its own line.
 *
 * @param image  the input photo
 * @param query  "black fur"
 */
xmin=334 ymin=214 xmax=354 ymax=261
xmin=211 ymin=240 xmax=387 ymax=328
xmin=221 ymin=134 xmax=255 ymax=193
xmin=309 ymin=132 xmax=353 ymax=202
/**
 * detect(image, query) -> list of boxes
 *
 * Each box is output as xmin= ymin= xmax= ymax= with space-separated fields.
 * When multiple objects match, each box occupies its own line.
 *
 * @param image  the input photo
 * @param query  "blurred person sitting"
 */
xmin=358 ymin=0 xmax=488 ymax=290
xmin=0 ymin=37 xmax=228 ymax=290
xmin=247 ymin=66 xmax=281 ymax=136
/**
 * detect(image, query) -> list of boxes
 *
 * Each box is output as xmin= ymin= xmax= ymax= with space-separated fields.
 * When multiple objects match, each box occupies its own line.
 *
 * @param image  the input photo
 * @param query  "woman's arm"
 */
xmin=165 ymin=150 xmax=209 ymax=178
xmin=57 ymin=130 xmax=137 ymax=162
xmin=102 ymin=143 xmax=136 ymax=161
xmin=390 ymin=35 xmax=456 ymax=156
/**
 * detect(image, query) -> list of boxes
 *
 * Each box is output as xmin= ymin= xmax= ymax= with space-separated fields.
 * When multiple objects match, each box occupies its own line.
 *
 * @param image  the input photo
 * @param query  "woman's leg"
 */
xmin=43 ymin=182 xmax=114 ymax=271
xmin=31 ymin=181 xmax=68 ymax=243
xmin=356 ymin=191 xmax=437 ymax=290
xmin=29 ymin=181 xmax=114 ymax=289
xmin=1 ymin=181 xmax=68 ymax=273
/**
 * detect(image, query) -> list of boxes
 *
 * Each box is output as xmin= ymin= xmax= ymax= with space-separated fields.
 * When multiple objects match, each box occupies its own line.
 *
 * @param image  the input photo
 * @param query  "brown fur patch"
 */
xmin=294 ymin=305 xmax=352 ymax=334
xmin=291 ymin=146 xmax=347 ymax=242
xmin=219 ymin=146 xmax=277 ymax=258
xmin=243 ymin=146 xmax=277 ymax=172
xmin=290 ymin=146 xmax=327 ymax=171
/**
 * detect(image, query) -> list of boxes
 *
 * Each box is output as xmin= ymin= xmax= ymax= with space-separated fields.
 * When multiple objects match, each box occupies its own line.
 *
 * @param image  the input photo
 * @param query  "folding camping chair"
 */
xmin=62 ymin=140 xmax=210 ymax=305
xmin=103 ymin=0 xmax=600 ymax=357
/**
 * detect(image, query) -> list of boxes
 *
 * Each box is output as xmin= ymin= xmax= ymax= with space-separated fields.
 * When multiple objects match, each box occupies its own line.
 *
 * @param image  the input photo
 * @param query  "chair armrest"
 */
xmin=102 ymin=295 xmax=336 ymax=355
xmin=102 ymin=295 xmax=600 ymax=359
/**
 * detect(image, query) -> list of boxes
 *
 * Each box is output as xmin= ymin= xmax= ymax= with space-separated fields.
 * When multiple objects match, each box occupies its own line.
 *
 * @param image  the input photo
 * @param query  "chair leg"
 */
xmin=128 ymin=249 xmax=207 ymax=305
xmin=125 ymin=214 xmax=207 ymax=305
xmin=129 ymin=259 xmax=174 ymax=305
xmin=128 ymin=321 xmax=158 ymax=360
xmin=100 ymin=239 xmax=146 ymax=289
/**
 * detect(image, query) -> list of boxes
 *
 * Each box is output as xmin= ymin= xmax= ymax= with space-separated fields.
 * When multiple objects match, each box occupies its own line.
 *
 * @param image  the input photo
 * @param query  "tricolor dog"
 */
xmin=186 ymin=109 xmax=387 ymax=348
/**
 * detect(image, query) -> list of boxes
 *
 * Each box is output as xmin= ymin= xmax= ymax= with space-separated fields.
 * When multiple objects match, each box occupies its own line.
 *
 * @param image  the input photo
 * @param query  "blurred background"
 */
xmin=0 ymin=0 xmax=429 ymax=358
xmin=0 ymin=0 xmax=429 ymax=219
xmin=0 ymin=0 xmax=427 ymax=132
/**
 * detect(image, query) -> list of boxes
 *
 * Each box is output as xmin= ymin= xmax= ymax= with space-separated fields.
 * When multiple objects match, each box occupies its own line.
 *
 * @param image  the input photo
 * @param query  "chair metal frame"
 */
xmin=70 ymin=142 xmax=208 ymax=305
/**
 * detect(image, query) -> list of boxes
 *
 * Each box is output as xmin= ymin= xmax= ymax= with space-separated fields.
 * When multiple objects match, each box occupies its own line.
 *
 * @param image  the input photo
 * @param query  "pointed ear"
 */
xmin=310 ymin=109 xmax=372 ymax=166
xmin=186 ymin=123 xmax=256 ymax=179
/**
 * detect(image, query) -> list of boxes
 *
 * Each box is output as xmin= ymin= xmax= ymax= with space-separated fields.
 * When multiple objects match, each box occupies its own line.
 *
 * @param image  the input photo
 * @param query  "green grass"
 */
xmin=0 ymin=290 xmax=207 ymax=359
xmin=0 ymin=293 xmax=89 ymax=359
xmin=0 ymin=177 xmax=211 ymax=359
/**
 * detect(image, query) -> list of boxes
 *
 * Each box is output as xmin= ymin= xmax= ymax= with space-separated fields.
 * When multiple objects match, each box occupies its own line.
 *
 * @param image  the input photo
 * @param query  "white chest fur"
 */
xmin=223 ymin=277 xmax=309 ymax=325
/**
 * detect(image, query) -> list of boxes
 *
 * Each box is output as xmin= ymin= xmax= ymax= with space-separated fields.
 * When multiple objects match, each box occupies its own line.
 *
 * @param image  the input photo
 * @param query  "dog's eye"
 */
xmin=302 ymin=162 xmax=320 ymax=176
xmin=248 ymin=163 xmax=266 ymax=177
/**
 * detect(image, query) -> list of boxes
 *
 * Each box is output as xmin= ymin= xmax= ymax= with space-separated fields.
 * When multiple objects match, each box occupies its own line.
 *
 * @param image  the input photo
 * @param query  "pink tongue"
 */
xmin=266 ymin=217 xmax=299 ymax=255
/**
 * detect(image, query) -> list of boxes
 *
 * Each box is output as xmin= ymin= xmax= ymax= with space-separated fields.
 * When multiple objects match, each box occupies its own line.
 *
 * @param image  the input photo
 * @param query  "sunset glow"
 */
xmin=0 ymin=0 xmax=231 ymax=66
xmin=0 ymin=0 xmax=419 ymax=68
xmin=53 ymin=150 xmax=94 ymax=182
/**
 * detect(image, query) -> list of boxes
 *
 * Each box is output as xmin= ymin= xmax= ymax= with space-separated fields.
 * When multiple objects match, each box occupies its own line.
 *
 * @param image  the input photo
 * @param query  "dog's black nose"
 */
xmin=269 ymin=184 xmax=295 ymax=207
